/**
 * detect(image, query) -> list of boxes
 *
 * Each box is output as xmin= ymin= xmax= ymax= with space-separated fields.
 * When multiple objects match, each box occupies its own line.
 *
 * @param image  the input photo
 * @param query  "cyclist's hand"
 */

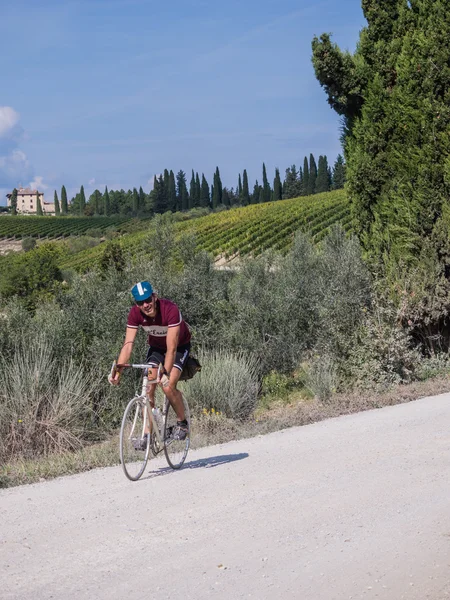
xmin=108 ymin=361 xmax=121 ymax=386
xmin=108 ymin=372 xmax=121 ymax=386
xmin=160 ymin=373 xmax=170 ymax=389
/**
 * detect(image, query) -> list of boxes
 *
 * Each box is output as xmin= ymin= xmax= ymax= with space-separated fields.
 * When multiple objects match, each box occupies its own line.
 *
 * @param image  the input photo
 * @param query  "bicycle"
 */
xmin=110 ymin=361 xmax=191 ymax=481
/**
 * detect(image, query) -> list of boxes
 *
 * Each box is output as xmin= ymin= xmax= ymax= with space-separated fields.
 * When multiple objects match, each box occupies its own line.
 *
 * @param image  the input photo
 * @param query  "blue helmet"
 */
xmin=131 ymin=281 xmax=153 ymax=302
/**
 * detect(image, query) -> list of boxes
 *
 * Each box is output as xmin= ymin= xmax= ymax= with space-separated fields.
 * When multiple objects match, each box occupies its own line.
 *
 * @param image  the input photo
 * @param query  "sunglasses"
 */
xmin=136 ymin=296 xmax=154 ymax=306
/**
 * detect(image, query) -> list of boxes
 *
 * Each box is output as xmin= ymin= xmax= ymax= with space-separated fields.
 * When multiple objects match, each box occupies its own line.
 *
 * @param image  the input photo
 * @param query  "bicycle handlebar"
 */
xmin=109 ymin=361 xmax=163 ymax=380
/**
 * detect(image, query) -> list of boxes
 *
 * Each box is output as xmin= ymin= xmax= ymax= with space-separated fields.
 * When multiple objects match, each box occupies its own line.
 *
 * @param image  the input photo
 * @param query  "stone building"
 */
xmin=6 ymin=187 xmax=55 ymax=215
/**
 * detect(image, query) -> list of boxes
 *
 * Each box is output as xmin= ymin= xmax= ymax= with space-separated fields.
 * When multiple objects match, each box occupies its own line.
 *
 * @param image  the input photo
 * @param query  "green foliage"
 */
xmin=99 ymin=240 xmax=125 ymax=273
xmin=0 ymin=243 xmax=63 ymax=308
xmin=65 ymin=236 xmax=101 ymax=254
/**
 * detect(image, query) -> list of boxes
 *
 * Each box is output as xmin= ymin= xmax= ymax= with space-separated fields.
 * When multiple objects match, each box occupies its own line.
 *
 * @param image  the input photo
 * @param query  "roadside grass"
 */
xmin=1 ymin=373 xmax=449 ymax=489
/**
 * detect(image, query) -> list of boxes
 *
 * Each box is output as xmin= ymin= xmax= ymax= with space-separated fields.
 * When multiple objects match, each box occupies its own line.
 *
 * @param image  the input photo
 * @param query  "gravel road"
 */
xmin=1 ymin=393 xmax=449 ymax=600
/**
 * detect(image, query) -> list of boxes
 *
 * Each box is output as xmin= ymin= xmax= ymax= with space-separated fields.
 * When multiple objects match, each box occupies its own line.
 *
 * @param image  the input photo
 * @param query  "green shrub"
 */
xmin=415 ymin=353 xmax=450 ymax=381
xmin=345 ymin=302 xmax=420 ymax=390
xmin=85 ymin=228 xmax=103 ymax=238
xmin=21 ymin=237 xmax=36 ymax=252
xmin=0 ymin=243 xmax=63 ymax=309
xmin=65 ymin=236 xmax=101 ymax=254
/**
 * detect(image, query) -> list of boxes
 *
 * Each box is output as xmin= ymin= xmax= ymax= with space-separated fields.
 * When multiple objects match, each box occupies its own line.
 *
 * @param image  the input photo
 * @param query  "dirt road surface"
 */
xmin=1 ymin=394 xmax=449 ymax=600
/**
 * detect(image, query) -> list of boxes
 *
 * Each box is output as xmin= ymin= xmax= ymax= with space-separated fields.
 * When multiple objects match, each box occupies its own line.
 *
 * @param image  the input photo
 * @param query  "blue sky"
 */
xmin=0 ymin=0 xmax=365 ymax=205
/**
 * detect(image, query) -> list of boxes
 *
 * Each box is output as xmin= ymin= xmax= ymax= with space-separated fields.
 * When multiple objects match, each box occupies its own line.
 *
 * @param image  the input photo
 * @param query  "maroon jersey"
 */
xmin=127 ymin=297 xmax=191 ymax=350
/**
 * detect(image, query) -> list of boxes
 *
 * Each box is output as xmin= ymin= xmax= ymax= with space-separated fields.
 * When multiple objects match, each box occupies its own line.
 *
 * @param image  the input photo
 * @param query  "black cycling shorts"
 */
xmin=146 ymin=343 xmax=191 ymax=372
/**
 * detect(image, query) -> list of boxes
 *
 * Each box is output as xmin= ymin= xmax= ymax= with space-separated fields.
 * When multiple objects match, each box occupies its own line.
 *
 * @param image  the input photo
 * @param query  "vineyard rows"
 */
xmin=179 ymin=190 xmax=350 ymax=257
xmin=58 ymin=190 xmax=351 ymax=272
xmin=0 ymin=216 xmax=134 ymax=240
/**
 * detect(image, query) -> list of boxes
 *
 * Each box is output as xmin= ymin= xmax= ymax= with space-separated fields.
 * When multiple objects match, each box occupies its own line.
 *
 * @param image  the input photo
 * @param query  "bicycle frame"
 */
xmin=114 ymin=360 xmax=191 ymax=479
xmin=113 ymin=362 xmax=167 ymax=448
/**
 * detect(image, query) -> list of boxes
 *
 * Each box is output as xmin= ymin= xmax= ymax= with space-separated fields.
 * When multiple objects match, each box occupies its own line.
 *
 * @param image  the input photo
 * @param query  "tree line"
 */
xmin=48 ymin=154 xmax=345 ymax=218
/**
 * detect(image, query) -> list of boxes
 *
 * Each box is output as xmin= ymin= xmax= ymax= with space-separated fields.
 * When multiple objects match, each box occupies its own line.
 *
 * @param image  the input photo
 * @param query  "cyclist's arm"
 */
xmin=113 ymin=327 xmax=138 ymax=382
xmin=164 ymin=325 xmax=180 ymax=375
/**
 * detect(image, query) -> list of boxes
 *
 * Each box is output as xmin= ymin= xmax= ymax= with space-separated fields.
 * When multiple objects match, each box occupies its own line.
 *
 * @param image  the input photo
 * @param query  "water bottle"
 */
xmin=152 ymin=407 xmax=163 ymax=432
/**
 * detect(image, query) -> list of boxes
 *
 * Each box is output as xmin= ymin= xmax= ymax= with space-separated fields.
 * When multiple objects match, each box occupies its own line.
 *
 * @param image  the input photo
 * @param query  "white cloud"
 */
xmin=88 ymin=177 xmax=96 ymax=185
xmin=29 ymin=175 xmax=49 ymax=191
xmin=0 ymin=107 xmax=20 ymax=138
xmin=0 ymin=149 xmax=32 ymax=189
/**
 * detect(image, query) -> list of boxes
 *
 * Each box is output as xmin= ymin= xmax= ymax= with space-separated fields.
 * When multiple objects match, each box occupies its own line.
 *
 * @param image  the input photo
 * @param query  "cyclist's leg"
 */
xmin=145 ymin=347 xmax=164 ymax=431
xmin=161 ymin=345 xmax=190 ymax=422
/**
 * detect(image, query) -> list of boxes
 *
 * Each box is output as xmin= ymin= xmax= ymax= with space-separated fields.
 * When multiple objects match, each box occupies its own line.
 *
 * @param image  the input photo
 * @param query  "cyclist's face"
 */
xmin=137 ymin=294 xmax=156 ymax=317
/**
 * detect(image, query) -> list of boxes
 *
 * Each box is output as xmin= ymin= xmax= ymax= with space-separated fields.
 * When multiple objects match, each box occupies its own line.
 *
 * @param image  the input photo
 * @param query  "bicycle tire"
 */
xmin=163 ymin=394 xmax=190 ymax=469
xmin=120 ymin=396 xmax=151 ymax=481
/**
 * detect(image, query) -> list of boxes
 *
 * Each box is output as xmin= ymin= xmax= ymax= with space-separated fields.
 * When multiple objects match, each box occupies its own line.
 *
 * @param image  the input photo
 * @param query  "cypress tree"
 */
xmin=242 ymin=170 xmax=250 ymax=205
xmin=273 ymin=168 xmax=282 ymax=201
xmin=163 ymin=169 xmax=170 ymax=193
xmin=176 ymin=170 xmax=188 ymax=211
xmin=132 ymin=188 xmax=139 ymax=216
xmin=315 ymin=155 xmax=330 ymax=193
xmin=195 ymin=172 xmax=201 ymax=207
xmin=10 ymin=188 xmax=17 ymax=215
xmin=153 ymin=175 xmax=169 ymax=213
xmin=104 ymin=186 xmax=111 ymax=216
xmin=258 ymin=187 xmax=264 ymax=204
xmin=212 ymin=167 xmax=222 ymax=208
xmin=139 ymin=186 xmax=146 ymax=213
xmin=222 ymin=188 xmax=230 ymax=207
xmin=262 ymin=163 xmax=271 ymax=202
xmin=332 ymin=155 xmax=346 ymax=189
xmin=79 ymin=185 xmax=86 ymax=215
xmin=54 ymin=191 xmax=60 ymax=215
xmin=238 ymin=174 xmax=243 ymax=199
xmin=251 ymin=181 xmax=260 ymax=204
xmin=61 ymin=185 xmax=68 ymax=215
xmin=168 ymin=171 xmax=177 ymax=212
xmin=36 ymin=192 xmax=43 ymax=216
xmin=307 ymin=154 xmax=317 ymax=195
xmin=189 ymin=170 xmax=196 ymax=210
xmin=200 ymin=174 xmax=210 ymax=208
xmin=302 ymin=157 xmax=309 ymax=196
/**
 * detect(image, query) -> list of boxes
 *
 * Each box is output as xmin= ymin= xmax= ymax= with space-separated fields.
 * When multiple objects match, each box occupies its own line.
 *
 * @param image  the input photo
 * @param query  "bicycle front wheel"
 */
xmin=120 ymin=396 xmax=151 ymax=481
xmin=163 ymin=394 xmax=190 ymax=469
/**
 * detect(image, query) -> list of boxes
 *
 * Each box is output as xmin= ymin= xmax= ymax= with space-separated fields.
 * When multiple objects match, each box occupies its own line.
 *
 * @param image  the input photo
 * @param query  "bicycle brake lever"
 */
xmin=109 ymin=360 xmax=117 ymax=380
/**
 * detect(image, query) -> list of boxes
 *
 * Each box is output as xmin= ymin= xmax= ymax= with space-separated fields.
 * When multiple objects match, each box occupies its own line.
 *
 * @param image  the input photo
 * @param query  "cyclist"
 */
xmin=109 ymin=281 xmax=190 ymax=442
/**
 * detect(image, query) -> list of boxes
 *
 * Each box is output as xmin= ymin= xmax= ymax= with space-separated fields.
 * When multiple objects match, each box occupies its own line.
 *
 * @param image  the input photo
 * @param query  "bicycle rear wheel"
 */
xmin=120 ymin=396 xmax=151 ymax=481
xmin=163 ymin=394 xmax=190 ymax=469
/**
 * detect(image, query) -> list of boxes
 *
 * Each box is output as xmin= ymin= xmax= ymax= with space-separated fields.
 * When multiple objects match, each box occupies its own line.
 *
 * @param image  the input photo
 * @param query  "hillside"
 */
xmin=59 ymin=189 xmax=350 ymax=272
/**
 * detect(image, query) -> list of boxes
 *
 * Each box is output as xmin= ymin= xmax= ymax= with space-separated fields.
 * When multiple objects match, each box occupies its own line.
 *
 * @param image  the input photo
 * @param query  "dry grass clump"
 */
xmin=183 ymin=348 xmax=260 ymax=419
xmin=0 ymin=337 xmax=98 ymax=463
